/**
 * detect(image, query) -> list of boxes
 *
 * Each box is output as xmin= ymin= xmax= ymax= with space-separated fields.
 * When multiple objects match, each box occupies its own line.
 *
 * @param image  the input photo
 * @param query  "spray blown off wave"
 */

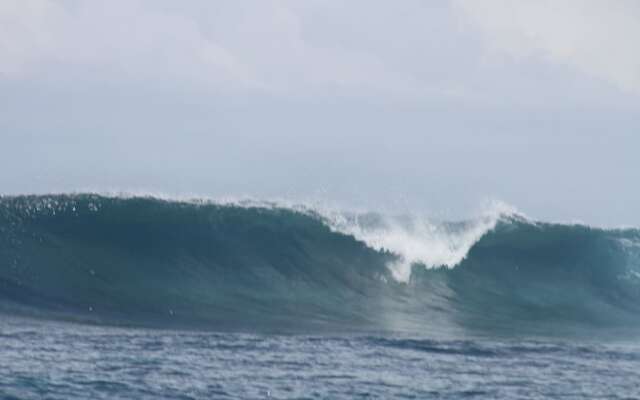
xmin=0 ymin=194 xmax=639 ymax=334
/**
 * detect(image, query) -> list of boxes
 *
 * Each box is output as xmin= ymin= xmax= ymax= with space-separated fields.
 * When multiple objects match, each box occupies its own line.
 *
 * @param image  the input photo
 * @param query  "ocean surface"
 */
xmin=1 ymin=194 xmax=639 ymax=399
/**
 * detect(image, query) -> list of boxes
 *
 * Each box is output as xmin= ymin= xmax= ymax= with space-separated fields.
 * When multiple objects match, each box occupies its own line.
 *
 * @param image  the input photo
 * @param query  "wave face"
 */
xmin=0 ymin=194 xmax=639 ymax=334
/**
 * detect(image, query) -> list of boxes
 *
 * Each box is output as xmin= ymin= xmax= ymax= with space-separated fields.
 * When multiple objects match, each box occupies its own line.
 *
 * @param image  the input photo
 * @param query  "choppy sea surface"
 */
xmin=0 ymin=319 xmax=640 ymax=399
xmin=1 ymin=194 xmax=640 ymax=398
xmin=2 ymin=317 xmax=640 ymax=399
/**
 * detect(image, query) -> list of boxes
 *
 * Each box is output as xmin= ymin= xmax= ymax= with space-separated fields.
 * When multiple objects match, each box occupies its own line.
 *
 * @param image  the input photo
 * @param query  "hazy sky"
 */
xmin=1 ymin=0 xmax=639 ymax=226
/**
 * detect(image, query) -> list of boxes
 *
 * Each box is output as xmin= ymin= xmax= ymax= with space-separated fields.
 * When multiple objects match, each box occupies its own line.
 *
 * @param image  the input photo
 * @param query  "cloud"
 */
xmin=1 ymin=0 xmax=639 ymax=101
xmin=0 ymin=0 xmax=61 ymax=77
xmin=0 ymin=1 xmax=470 ymax=97
xmin=0 ymin=0 xmax=255 ymax=88
xmin=454 ymin=0 xmax=640 ymax=94
xmin=1 ymin=1 xmax=639 ymax=227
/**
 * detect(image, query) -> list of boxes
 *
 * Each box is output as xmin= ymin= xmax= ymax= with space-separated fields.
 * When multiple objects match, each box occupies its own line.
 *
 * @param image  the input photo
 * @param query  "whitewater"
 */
xmin=1 ymin=193 xmax=640 ymax=399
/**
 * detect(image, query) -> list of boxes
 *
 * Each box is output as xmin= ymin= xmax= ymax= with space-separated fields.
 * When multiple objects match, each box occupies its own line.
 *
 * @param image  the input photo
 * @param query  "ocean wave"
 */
xmin=0 ymin=193 xmax=638 ymax=334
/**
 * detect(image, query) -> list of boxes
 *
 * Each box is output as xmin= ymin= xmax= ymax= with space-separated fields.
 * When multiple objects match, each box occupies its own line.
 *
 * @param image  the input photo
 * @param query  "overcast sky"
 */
xmin=1 ymin=0 xmax=639 ymax=226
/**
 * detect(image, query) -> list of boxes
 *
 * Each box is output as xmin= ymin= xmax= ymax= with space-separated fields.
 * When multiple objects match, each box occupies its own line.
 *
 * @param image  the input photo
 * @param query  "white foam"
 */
xmin=317 ymin=200 xmax=521 ymax=282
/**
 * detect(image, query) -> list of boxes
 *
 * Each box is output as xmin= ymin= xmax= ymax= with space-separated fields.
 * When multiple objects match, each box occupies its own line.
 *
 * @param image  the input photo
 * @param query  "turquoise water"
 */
xmin=1 ymin=194 xmax=639 ymax=398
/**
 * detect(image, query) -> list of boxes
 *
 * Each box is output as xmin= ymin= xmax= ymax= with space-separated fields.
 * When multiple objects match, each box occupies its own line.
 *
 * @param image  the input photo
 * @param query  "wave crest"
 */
xmin=320 ymin=200 xmax=520 ymax=281
xmin=0 ymin=193 xmax=639 ymax=334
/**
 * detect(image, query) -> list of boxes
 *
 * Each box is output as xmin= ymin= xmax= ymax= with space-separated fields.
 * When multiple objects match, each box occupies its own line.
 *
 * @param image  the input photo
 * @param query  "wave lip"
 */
xmin=0 ymin=193 xmax=639 ymax=334
xmin=319 ymin=200 xmax=520 ymax=281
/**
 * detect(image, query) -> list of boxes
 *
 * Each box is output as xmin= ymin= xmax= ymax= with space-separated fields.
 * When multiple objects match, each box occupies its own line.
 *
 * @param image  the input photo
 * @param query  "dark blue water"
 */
xmin=1 ymin=194 xmax=639 ymax=398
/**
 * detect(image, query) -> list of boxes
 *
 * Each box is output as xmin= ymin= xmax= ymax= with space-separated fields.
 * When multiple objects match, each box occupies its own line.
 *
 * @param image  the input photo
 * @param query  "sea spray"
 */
xmin=0 ymin=193 xmax=639 ymax=333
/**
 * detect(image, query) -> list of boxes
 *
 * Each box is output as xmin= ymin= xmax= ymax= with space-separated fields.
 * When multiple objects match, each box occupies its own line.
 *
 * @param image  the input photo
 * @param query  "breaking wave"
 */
xmin=0 ymin=194 xmax=639 ymax=334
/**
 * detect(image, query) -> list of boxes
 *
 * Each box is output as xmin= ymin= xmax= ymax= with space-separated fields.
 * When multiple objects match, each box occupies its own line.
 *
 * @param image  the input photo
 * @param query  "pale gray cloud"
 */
xmin=0 ymin=0 xmax=253 ymax=87
xmin=455 ymin=0 xmax=640 ymax=94
xmin=0 ymin=0 xmax=639 ymax=226
xmin=3 ymin=0 xmax=639 ymax=99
